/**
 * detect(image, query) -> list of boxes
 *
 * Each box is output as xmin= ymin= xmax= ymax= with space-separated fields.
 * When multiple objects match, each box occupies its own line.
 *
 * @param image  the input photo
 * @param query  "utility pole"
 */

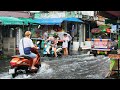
xmin=117 ymin=17 xmax=120 ymax=49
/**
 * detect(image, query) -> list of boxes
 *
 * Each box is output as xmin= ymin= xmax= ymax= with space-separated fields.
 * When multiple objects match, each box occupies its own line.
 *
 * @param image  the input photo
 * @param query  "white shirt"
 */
xmin=43 ymin=32 xmax=48 ymax=40
xmin=51 ymin=30 xmax=56 ymax=34
xmin=19 ymin=37 xmax=34 ymax=55
xmin=62 ymin=36 xmax=69 ymax=48
xmin=57 ymin=32 xmax=72 ymax=41
xmin=67 ymin=33 xmax=72 ymax=41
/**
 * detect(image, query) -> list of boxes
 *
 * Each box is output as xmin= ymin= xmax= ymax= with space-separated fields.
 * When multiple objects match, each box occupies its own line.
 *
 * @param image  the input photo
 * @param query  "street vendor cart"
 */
xmin=91 ymin=38 xmax=112 ymax=56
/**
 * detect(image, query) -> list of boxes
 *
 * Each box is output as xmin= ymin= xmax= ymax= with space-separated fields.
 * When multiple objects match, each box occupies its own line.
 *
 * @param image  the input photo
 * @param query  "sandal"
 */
xmin=31 ymin=67 xmax=38 ymax=70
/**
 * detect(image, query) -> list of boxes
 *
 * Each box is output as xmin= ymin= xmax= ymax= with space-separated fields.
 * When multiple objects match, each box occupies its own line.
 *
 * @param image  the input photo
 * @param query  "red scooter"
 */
xmin=9 ymin=47 xmax=41 ymax=78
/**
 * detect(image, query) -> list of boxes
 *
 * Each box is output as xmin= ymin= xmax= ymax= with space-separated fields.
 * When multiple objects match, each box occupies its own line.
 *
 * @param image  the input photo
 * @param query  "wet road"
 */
xmin=0 ymin=53 xmax=110 ymax=79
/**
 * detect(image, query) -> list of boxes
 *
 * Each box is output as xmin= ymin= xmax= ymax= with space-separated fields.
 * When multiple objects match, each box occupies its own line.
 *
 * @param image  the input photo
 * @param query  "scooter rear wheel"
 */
xmin=12 ymin=68 xmax=18 ymax=78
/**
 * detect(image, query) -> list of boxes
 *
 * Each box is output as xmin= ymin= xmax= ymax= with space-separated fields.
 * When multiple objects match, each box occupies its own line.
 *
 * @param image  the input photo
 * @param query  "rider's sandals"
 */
xmin=31 ymin=67 xmax=38 ymax=70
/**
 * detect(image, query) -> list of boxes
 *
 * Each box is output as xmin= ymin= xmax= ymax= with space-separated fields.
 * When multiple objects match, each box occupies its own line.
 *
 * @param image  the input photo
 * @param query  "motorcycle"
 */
xmin=43 ymin=40 xmax=63 ymax=57
xmin=9 ymin=47 xmax=41 ymax=78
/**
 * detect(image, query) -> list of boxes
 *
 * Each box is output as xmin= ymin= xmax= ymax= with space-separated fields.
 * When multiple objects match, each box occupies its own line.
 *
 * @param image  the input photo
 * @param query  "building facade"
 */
xmin=0 ymin=11 xmax=33 ymax=55
xmin=33 ymin=11 xmax=96 ymax=47
xmin=0 ymin=11 xmax=32 ymax=18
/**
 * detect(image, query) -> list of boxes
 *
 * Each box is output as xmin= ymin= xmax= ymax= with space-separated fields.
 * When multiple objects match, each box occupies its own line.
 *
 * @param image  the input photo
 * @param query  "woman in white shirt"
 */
xmin=62 ymin=33 xmax=69 ymax=56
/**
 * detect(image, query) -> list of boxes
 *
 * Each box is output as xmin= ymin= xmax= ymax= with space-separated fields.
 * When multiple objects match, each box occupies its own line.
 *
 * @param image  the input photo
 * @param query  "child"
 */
xmin=62 ymin=33 xmax=69 ymax=56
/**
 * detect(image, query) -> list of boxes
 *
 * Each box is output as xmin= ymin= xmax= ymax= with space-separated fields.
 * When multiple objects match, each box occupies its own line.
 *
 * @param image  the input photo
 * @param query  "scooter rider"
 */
xmin=45 ymin=33 xmax=59 ymax=57
xmin=19 ymin=31 xmax=39 ymax=70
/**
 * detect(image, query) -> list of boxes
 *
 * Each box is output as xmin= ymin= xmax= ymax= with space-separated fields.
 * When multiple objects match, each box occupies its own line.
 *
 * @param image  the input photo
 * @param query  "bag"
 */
xmin=24 ymin=47 xmax=31 ymax=54
xmin=22 ymin=38 xmax=31 ymax=55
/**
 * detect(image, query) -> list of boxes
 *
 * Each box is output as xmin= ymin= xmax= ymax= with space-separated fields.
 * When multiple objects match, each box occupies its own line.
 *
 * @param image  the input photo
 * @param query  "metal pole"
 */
xmin=89 ymin=23 xmax=90 ymax=38
xmin=118 ymin=17 xmax=120 ymax=49
xmin=0 ymin=22 xmax=2 ymax=51
xmin=23 ymin=22 xmax=24 ymax=37
xmin=118 ymin=17 xmax=120 ymax=78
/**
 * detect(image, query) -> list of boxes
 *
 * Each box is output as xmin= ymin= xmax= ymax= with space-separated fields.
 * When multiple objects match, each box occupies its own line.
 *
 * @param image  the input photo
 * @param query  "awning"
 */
xmin=98 ymin=11 xmax=120 ymax=20
xmin=106 ymin=11 xmax=120 ymax=17
xmin=18 ymin=18 xmax=38 ymax=25
xmin=0 ymin=16 xmax=24 ymax=25
xmin=34 ymin=17 xmax=83 ymax=25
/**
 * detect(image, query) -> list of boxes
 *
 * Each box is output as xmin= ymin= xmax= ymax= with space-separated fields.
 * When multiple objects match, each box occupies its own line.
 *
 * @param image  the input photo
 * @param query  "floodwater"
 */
xmin=0 ymin=53 xmax=110 ymax=79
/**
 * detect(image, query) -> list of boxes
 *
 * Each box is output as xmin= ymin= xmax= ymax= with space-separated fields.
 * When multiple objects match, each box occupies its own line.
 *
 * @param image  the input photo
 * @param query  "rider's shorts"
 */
xmin=27 ymin=52 xmax=37 ymax=59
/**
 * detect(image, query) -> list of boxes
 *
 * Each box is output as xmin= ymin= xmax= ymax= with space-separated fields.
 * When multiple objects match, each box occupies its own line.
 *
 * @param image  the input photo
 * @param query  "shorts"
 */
xmin=27 ymin=52 xmax=37 ymax=59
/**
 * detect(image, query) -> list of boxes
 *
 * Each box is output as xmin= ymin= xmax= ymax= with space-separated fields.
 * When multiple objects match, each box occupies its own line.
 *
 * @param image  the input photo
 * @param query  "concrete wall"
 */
xmin=3 ymin=38 xmax=16 ymax=56
xmin=36 ymin=11 xmax=66 ymax=18
xmin=34 ymin=11 xmax=94 ymax=18
xmin=16 ymin=28 xmax=23 ymax=48
xmin=0 ymin=11 xmax=31 ymax=18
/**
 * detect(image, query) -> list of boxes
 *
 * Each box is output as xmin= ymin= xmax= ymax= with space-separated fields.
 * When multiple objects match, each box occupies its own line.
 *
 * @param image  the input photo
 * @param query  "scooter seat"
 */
xmin=20 ymin=55 xmax=32 ymax=60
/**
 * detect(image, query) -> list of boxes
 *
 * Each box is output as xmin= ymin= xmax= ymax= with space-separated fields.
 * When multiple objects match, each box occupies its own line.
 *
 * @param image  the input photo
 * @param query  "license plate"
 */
xmin=9 ymin=69 xmax=15 ymax=74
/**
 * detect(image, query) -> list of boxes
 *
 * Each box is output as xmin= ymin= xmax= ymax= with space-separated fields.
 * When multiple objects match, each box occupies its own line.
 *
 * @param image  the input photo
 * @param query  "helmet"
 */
xmin=53 ymin=33 xmax=58 ymax=38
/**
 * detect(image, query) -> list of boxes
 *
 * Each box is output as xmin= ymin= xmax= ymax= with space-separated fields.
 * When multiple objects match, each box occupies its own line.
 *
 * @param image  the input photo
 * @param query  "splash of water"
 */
xmin=0 ymin=62 xmax=53 ymax=79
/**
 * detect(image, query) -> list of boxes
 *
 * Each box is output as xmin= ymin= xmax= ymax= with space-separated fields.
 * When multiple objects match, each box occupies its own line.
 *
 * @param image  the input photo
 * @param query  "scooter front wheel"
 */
xmin=12 ymin=73 xmax=16 ymax=78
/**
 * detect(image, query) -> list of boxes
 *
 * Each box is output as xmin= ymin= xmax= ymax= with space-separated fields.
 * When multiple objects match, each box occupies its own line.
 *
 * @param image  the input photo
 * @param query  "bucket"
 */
xmin=72 ymin=42 xmax=79 ymax=51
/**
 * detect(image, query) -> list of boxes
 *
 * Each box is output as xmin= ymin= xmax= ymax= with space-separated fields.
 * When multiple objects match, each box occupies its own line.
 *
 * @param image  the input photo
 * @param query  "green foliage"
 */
xmin=0 ymin=54 xmax=9 ymax=60
xmin=98 ymin=25 xmax=111 ymax=30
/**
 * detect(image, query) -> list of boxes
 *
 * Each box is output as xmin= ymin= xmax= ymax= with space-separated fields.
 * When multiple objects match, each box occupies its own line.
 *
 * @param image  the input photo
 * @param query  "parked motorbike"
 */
xmin=9 ymin=47 xmax=41 ymax=78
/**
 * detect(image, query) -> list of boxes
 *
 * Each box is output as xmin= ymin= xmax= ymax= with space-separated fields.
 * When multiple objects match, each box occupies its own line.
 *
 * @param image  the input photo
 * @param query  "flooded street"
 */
xmin=32 ymin=54 xmax=110 ymax=79
xmin=0 ymin=53 xmax=110 ymax=79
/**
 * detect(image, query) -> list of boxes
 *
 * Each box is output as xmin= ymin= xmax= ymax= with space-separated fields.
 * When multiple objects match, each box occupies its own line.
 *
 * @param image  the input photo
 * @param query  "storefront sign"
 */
xmin=81 ymin=11 xmax=94 ymax=16
xmin=82 ymin=15 xmax=89 ymax=20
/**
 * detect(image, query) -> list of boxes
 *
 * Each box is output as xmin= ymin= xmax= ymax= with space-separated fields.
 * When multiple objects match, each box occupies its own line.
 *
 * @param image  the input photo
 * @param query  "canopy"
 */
xmin=34 ymin=17 xmax=83 ymax=25
xmin=106 ymin=11 xmax=120 ymax=17
xmin=98 ymin=11 xmax=120 ymax=20
xmin=18 ymin=18 xmax=38 ymax=25
xmin=0 ymin=16 xmax=24 ymax=25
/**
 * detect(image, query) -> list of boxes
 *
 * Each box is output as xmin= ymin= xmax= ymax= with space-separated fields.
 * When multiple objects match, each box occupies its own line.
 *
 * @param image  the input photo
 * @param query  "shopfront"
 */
xmin=34 ymin=17 xmax=83 ymax=40
xmin=34 ymin=17 xmax=83 ymax=51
